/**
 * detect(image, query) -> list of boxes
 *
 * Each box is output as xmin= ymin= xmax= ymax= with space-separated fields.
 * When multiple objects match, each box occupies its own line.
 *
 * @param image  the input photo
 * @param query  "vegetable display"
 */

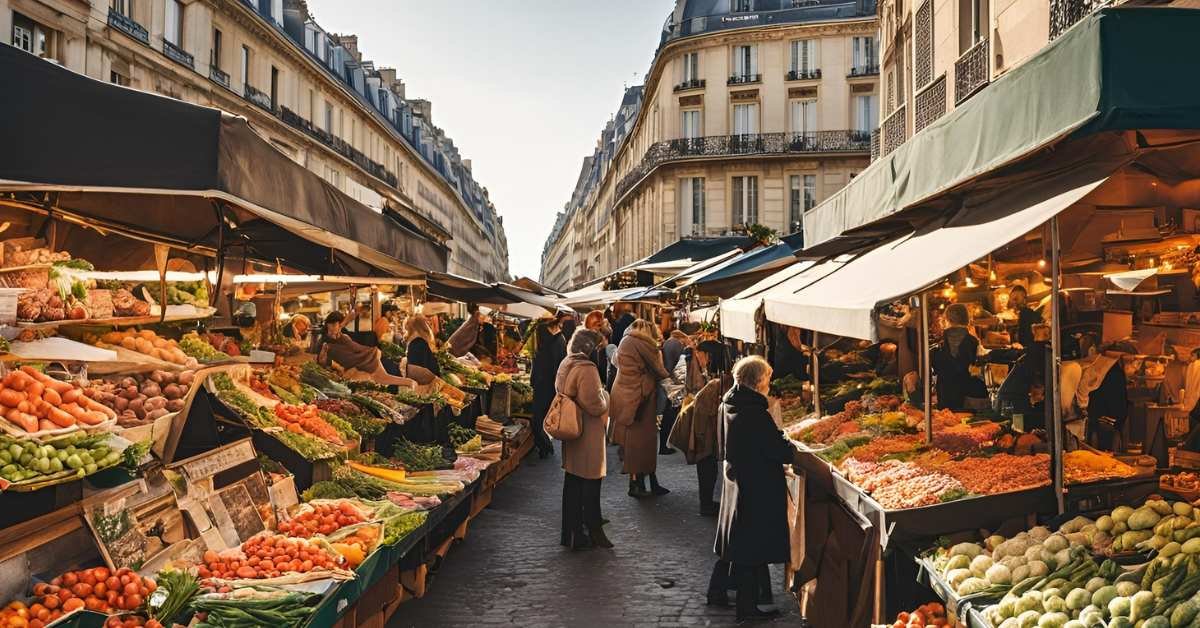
xmin=211 ymin=374 xmax=340 ymax=461
xmin=37 ymin=566 xmax=157 ymax=615
xmin=390 ymin=439 xmax=450 ymax=472
xmin=99 ymin=330 xmax=197 ymax=367
xmin=890 ymin=602 xmax=958 ymax=628
xmin=272 ymin=404 xmax=346 ymax=444
xmin=276 ymin=501 xmax=367 ymax=538
xmin=0 ymin=432 xmax=123 ymax=485
xmin=146 ymin=569 xmax=199 ymax=626
xmin=191 ymin=587 xmax=317 ymax=628
xmin=1062 ymin=449 xmax=1138 ymax=485
xmin=299 ymin=362 xmax=350 ymax=396
xmin=85 ymin=369 xmax=195 ymax=428
xmin=198 ymin=534 xmax=343 ymax=581
xmin=179 ymin=332 xmax=230 ymax=361
xmin=313 ymin=398 xmax=385 ymax=438
xmin=0 ymin=366 xmax=116 ymax=433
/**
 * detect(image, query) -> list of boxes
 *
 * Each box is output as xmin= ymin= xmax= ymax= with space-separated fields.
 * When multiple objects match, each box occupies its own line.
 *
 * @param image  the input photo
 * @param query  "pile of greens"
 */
xmin=300 ymin=361 xmax=351 ymax=396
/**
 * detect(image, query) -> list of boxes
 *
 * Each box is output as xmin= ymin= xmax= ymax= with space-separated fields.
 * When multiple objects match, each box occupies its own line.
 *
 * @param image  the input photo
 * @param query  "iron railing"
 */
xmin=107 ymin=8 xmax=148 ymax=45
xmin=880 ymin=105 xmax=907 ymax=157
xmin=279 ymin=107 xmax=399 ymax=188
xmin=614 ymin=131 xmax=871 ymax=200
xmin=162 ymin=40 xmax=194 ymax=69
xmin=1050 ymin=0 xmax=1115 ymax=39
xmin=914 ymin=74 xmax=946 ymax=134
xmin=210 ymin=66 xmax=231 ymax=90
xmin=954 ymin=38 xmax=989 ymax=104
xmin=848 ymin=64 xmax=880 ymax=77
xmin=674 ymin=78 xmax=706 ymax=92
xmin=243 ymin=84 xmax=273 ymax=112
xmin=786 ymin=69 xmax=822 ymax=81
xmin=870 ymin=128 xmax=881 ymax=161
xmin=728 ymin=73 xmax=762 ymax=85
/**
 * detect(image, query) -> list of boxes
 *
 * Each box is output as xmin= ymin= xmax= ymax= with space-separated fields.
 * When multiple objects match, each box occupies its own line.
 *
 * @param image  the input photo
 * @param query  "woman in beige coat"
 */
xmin=555 ymin=329 xmax=612 ymax=550
xmin=610 ymin=319 xmax=672 ymax=498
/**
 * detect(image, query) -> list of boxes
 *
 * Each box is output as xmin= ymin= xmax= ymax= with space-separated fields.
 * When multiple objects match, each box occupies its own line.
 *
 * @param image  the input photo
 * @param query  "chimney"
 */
xmin=462 ymin=159 xmax=472 ymax=172
xmin=330 ymin=33 xmax=361 ymax=61
xmin=411 ymin=99 xmax=432 ymax=123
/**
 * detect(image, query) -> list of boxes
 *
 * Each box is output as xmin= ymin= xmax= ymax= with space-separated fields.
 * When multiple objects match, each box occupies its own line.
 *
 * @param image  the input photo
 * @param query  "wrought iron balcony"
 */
xmin=786 ymin=69 xmax=822 ymax=81
xmin=870 ymin=128 xmax=881 ymax=161
xmin=727 ymin=73 xmax=762 ymax=86
xmin=243 ymin=84 xmax=273 ymax=112
xmin=880 ymin=105 xmax=907 ymax=157
xmin=1050 ymin=0 xmax=1115 ymax=39
xmin=162 ymin=40 xmax=194 ymax=69
xmin=107 ymin=8 xmax=148 ymax=45
xmin=209 ymin=66 xmax=231 ymax=90
xmin=614 ymin=131 xmax=871 ymax=200
xmin=848 ymin=64 xmax=880 ymax=77
xmin=954 ymin=38 xmax=989 ymax=104
xmin=279 ymin=107 xmax=399 ymax=189
xmin=674 ymin=78 xmax=706 ymax=92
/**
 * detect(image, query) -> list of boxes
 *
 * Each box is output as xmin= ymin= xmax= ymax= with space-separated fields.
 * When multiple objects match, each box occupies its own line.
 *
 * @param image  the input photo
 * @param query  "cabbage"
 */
xmin=1026 ymin=560 xmax=1050 ymax=577
xmin=1037 ymin=612 xmax=1069 ymax=628
xmin=946 ymin=568 xmax=972 ymax=588
xmin=957 ymin=576 xmax=990 ymax=596
xmin=1025 ymin=545 xmax=1045 ymax=563
xmin=1084 ymin=577 xmax=1107 ymax=593
xmin=1091 ymin=585 xmax=1117 ymax=609
xmin=987 ymin=563 xmax=1013 ymax=585
xmin=1029 ymin=526 xmax=1052 ymax=541
xmin=1017 ymin=609 xmax=1041 ymax=628
xmin=1011 ymin=564 xmax=1030 ymax=582
xmin=1108 ymin=595 xmax=1131 ymax=618
xmin=971 ymin=554 xmax=994 ymax=576
xmin=945 ymin=554 xmax=971 ymax=571
xmin=1065 ymin=588 xmax=1091 ymax=610
xmin=1043 ymin=534 xmax=1070 ymax=552
xmin=950 ymin=541 xmax=984 ymax=558
xmin=1043 ymin=595 xmax=1066 ymax=614
xmin=1114 ymin=581 xmax=1140 ymax=597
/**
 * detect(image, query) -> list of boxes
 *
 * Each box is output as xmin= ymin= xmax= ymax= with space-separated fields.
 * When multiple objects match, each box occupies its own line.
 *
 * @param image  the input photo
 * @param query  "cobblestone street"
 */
xmin=391 ymin=445 xmax=800 ymax=627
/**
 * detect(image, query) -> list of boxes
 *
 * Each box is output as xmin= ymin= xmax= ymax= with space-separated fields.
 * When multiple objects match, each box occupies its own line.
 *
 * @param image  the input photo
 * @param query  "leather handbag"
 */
xmin=544 ymin=392 xmax=583 ymax=440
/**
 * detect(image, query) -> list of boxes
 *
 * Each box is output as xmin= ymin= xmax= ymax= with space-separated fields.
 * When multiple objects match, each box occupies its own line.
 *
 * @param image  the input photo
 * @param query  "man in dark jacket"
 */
xmin=531 ymin=317 xmax=567 ymax=459
xmin=607 ymin=305 xmax=636 ymax=386
xmin=712 ymin=355 xmax=798 ymax=621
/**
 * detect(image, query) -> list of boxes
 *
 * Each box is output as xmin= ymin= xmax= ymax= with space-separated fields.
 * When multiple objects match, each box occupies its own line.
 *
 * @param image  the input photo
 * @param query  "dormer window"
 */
xmin=732 ymin=0 xmax=754 ymax=12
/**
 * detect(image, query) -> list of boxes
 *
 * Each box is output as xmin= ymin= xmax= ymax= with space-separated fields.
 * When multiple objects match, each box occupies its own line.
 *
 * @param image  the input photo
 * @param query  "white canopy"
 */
xmin=718 ymin=261 xmax=821 ymax=342
xmin=763 ymin=176 xmax=1108 ymax=340
xmin=557 ymin=286 xmax=644 ymax=310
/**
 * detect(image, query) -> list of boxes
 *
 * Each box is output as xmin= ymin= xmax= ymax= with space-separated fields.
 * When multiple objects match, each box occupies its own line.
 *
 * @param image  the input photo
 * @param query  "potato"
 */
xmin=166 ymin=399 xmax=184 ymax=412
xmin=146 ymin=408 xmax=169 ymax=421
xmin=128 ymin=397 xmax=145 ymax=418
xmin=163 ymin=384 xmax=183 ymax=400
xmin=141 ymin=383 xmax=161 ymax=398
xmin=178 ymin=371 xmax=195 ymax=386
xmin=114 ymin=396 xmax=129 ymax=412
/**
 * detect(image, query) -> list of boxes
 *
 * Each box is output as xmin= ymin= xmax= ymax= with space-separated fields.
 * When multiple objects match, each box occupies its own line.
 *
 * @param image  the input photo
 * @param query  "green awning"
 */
xmin=804 ymin=7 xmax=1200 ymax=248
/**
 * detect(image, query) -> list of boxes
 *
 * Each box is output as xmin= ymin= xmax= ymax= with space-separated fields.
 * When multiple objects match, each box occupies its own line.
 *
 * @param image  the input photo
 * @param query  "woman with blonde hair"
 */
xmin=610 ymin=318 xmax=672 ymax=497
xmin=404 ymin=314 xmax=441 ymax=385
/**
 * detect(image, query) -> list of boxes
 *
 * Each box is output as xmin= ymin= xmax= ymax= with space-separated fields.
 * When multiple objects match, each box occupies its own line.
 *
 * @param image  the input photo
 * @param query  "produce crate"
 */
xmin=249 ymin=430 xmax=333 ymax=493
xmin=0 ymin=477 xmax=82 ymax=528
xmin=915 ymin=555 xmax=1002 ymax=617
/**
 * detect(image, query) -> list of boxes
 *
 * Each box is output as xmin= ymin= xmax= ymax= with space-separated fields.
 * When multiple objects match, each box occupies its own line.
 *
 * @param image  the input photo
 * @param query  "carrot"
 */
xmin=45 ymin=406 xmax=76 ymax=428
xmin=62 ymin=388 xmax=82 ymax=405
xmin=82 ymin=397 xmax=116 ymax=419
xmin=38 ymin=419 xmax=55 ymax=431
xmin=23 ymin=367 xmax=72 ymax=395
xmin=83 ymin=411 xmax=108 ymax=425
xmin=62 ymin=403 xmax=88 ymax=422
xmin=26 ymin=380 xmax=44 ymax=400
xmin=0 ymin=388 xmax=25 ymax=408
xmin=42 ymin=388 xmax=61 ymax=406
xmin=6 ymin=372 xmax=28 ymax=392
xmin=6 ymin=407 xmax=37 ymax=432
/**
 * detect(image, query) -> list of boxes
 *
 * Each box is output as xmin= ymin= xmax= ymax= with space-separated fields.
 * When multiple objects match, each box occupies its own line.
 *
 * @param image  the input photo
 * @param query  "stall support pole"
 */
xmin=812 ymin=331 xmax=821 ymax=417
xmin=1050 ymin=217 xmax=1065 ymax=514
xmin=920 ymin=292 xmax=932 ymax=444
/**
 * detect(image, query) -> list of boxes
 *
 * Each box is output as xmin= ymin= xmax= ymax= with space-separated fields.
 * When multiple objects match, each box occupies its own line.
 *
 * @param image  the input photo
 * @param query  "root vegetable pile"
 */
xmin=85 ymin=370 xmax=194 ymax=428
xmin=0 ymin=366 xmax=115 ymax=433
xmin=100 ymin=330 xmax=197 ymax=367
xmin=273 ymin=404 xmax=342 ymax=443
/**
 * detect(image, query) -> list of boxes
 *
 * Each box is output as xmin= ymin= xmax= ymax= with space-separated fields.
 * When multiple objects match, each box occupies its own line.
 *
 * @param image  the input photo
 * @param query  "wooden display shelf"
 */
xmin=17 ymin=308 xmax=216 ymax=330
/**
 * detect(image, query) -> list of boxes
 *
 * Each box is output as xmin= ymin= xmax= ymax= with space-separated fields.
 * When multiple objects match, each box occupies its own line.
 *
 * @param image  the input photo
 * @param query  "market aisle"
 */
xmin=390 ymin=446 xmax=801 ymax=627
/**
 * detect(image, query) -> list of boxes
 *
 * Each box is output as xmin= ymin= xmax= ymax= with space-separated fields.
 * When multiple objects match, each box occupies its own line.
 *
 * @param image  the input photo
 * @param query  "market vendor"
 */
xmin=996 ymin=341 xmax=1047 ymax=428
xmin=317 ymin=311 xmax=416 ymax=388
xmin=932 ymin=304 xmax=986 ymax=411
xmin=447 ymin=303 xmax=483 ymax=357
xmin=373 ymin=301 xmax=399 ymax=345
xmin=403 ymin=314 xmax=442 ymax=385
xmin=1009 ymin=285 xmax=1043 ymax=349
xmin=282 ymin=314 xmax=312 ymax=353
xmin=1066 ymin=334 xmax=1128 ymax=450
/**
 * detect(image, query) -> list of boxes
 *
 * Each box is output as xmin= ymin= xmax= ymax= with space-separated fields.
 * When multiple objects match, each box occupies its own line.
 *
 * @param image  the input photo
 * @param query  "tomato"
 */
xmin=71 ymin=583 xmax=91 ymax=598
xmin=93 ymin=582 xmax=107 ymax=597
xmin=61 ymin=599 xmax=83 ymax=613
xmin=80 ymin=572 xmax=96 ymax=587
xmin=143 ymin=578 xmax=156 ymax=593
xmin=92 ymin=568 xmax=110 ymax=581
xmin=122 ymin=582 xmax=140 ymax=596
xmin=105 ymin=577 xmax=120 ymax=592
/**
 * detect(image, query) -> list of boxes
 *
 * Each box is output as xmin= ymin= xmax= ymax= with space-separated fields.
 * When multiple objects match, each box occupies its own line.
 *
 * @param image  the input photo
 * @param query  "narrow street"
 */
xmin=391 ymin=446 xmax=801 ymax=627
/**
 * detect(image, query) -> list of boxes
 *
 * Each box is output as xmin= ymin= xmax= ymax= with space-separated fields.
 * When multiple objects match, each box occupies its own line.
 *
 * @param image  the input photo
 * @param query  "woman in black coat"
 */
xmin=712 ymin=355 xmax=797 ymax=621
xmin=530 ymin=317 xmax=567 ymax=459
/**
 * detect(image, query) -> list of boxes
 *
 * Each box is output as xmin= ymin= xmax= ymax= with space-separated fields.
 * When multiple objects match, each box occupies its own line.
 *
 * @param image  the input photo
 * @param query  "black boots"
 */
xmin=588 ymin=524 xmax=614 ymax=549
xmin=628 ymin=475 xmax=651 ymax=498
xmin=649 ymin=473 xmax=670 ymax=496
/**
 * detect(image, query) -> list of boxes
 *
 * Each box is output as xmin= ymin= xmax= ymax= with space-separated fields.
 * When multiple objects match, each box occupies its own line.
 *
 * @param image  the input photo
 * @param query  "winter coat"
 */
xmin=668 ymin=373 xmax=730 ymax=464
xmin=446 ymin=315 xmax=480 ymax=357
xmin=531 ymin=326 xmax=567 ymax=418
xmin=609 ymin=330 xmax=671 ymax=475
xmin=555 ymin=354 xmax=609 ymax=479
xmin=715 ymin=384 xmax=797 ymax=565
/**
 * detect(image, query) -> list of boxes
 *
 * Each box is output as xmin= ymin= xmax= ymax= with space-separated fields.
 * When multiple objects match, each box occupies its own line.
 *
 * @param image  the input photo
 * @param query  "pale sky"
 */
xmin=307 ymin=0 xmax=677 ymax=280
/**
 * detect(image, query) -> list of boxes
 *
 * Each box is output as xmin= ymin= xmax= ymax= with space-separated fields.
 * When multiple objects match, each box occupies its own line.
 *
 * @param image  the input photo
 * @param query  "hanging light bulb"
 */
xmin=1038 ymin=259 xmax=1047 ymax=269
xmin=989 ymin=269 xmax=997 ymax=281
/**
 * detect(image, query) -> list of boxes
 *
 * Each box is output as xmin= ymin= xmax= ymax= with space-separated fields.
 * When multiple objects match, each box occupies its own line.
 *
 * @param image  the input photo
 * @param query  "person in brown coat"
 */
xmin=610 ymin=319 xmax=672 ymax=497
xmin=668 ymin=340 xmax=731 ymax=516
xmin=555 ymin=329 xmax=612 ymax=550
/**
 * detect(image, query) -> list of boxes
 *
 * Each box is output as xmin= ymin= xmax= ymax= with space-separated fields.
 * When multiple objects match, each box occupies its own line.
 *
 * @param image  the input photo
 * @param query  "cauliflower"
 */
xmin=986 ymin=563 xmax=1013 ymax=585
xmin=970 ymin=554 xmax=994 ymax=577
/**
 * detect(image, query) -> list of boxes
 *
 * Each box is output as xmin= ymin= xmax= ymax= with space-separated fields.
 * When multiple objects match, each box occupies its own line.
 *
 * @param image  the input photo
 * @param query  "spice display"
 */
xmin=1063 ymin=449 xmax=1137 ymax=485
xmin=933 ymin=453 xmax=1050 ymax=495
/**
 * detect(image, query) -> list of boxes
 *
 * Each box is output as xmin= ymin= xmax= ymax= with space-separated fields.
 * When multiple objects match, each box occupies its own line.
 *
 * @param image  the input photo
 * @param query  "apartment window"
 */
xmin=271 ymin=0 xmax=283 ymax=23
xmin=958 ymin=0 xmax=989 ymax=51
xmin=270 ymin=66 xmax=279 ymax=111
xmin=681 ymin=52 xmax=699 ymax=83
xmin=732 ymin=103 xmax=759 ymax=135
xmin=788 ymin=174 xmax=817 ymax=231
xmin=110 ymin=70 xmax=129 ymax=86
xmin=324 ymin=100 xmax=333 ymax=133
xmin=681 ymin=109 xmax=701 ymax=139
xmin=111 ymin=0 xmax=132 ymax=17
xmin=12 ymin=13 xmax=57 ymax=60
xmin=789 ymin=39 xmax=817 ymax=74
xmin=11 ymin=20 xmax=32 ymax=53
xmin=854 ymin=94 xmax=878 ymax=132
xmin=680 ymin=178 xmax=706 ymax=236
xmin=240 ymin=45 xmax=250 ymax=86
xmin=732 ymin=0 xmax=754 ymax=11
xmin=211 ymin=28 xmax=222 ymax=69
xmin=731 ymin=176 xmax=758 ymax=226
xmin=308 ymin=89 xmax=316 ymax=123
xmin=164 ymin=0 xmax=182 ymax=46
xmin=790 ymin=98 xmax=817 ymax=136
xmin=731 ymin=45 xmax=757 ymax=80
xmin=852 ymin=36 xmax=877 ymax=71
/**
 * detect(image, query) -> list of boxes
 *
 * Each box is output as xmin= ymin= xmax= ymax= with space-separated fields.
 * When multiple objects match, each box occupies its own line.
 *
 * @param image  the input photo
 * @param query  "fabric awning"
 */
xmin=426 ymin=272 xmax=557 ymax=309
xmin=0 ymin=45 xmax=446 ymax=277
xmin=802 ymin=7 xmax=1200 ymax=249
xmin=558 ymin=287 xmax=644 ymax=310
xmin=686 ymin=234 xmax=804 ymax=297
xmin=765 ymin=175 xmax=1109 ymax=340
xmin=718 ymin=260 xmax=822 ymax=342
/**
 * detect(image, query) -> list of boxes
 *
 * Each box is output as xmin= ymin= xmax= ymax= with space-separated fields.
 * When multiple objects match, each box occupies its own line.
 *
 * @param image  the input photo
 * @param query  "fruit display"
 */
xmin=103 ymin=616 xmax=162 ymax=628
xmin=327 ymin=524 xmax=383 ymax=567
xmin=1062 ymin=449 xmax=1138 ymax=485
xmin=161 ymin=281 xmax=208 ymax=306
xmin=179 ymin=332 xmax=231 ymax=361
xmin=84 ymin=369 xmax=195 ymax=428
xmin=886 ymin=602 xmax=959 ymax=628
xmin=0 ymin=366 xmax=117 ymax=433
xmin=197 ymin=533 xmax=345 ymax=581
xmin=35 ymin=566 xmax=157 ymax=616
xmin=276 ymin=501 xmax=368 ymax=538
xmin=98 ymin=330 xmax=197 ymax=367
xmin=0 ymin=432 xmax=123 ymax=485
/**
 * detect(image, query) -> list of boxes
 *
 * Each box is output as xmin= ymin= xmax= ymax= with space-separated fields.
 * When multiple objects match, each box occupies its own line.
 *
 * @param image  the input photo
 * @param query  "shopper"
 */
xmin=584 ymin=310 xmax=611 ymax=387
xmin=1009 ymin=284 xmax=1042 ymax=349
xmin=659 ymin=326 xmax=691 ymax=455
xmin=610 ymin=319 xmax=672 ymax=497
xmin=531 ymin=316 xmax=567 ymax=459
xmin=607 ymin=305 xmax=636 ymax=385
xmin=447 ymin=304 xmax=483 ymax=357
xmin=713 ymin=355 xmax=798 ymax=622
xmin=555 ymin=329 xmax=612 ymax=550
xmin=403 ymin=314 xmax=442 ymax=385
xmin=282 ymin=314 xmax=312 ymax=353
xmin=669 ymin=340 xmax=730 ymax=516
xmin=317 ymin=312 xmax=416 ymax=387
xmin=932 ymin=303 xmax=984 ymax=410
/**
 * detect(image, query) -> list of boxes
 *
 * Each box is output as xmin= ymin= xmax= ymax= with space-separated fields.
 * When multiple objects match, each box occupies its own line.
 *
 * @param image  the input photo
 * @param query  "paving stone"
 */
xmin=388 ymin=445 xmax=800 ymax=627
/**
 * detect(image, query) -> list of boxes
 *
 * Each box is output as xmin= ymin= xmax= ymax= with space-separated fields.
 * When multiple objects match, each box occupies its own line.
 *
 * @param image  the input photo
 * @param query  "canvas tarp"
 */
xmin=803 ymin=8 xmax=1200 ymax=248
